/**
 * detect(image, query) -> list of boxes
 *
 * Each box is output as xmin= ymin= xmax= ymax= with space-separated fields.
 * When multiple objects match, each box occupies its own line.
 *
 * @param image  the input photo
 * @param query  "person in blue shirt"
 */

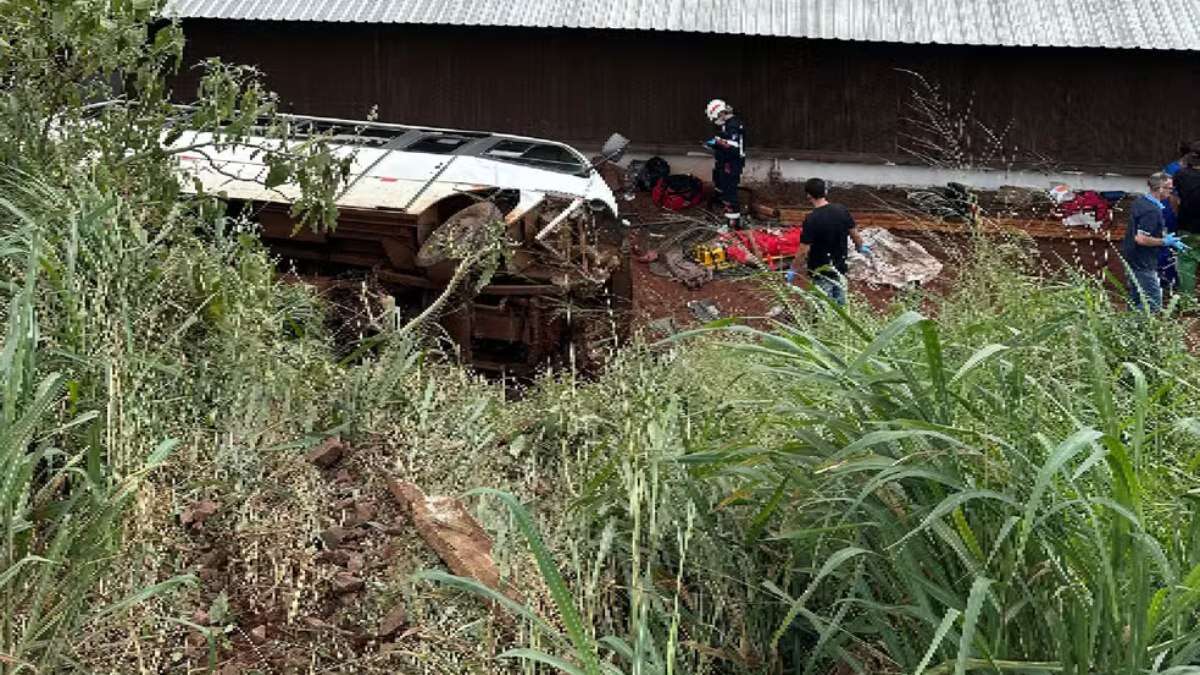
xmin=1164 ymin=142 xmax=1191 ymax=177
xmin=704 ymin=99 xmax=746 ymax=231
xmin=1158 ymin=206 xmax=1179 ymax=293
xmin=1165 ymin=141 xmax=1200 ymax=294
xmin=1123 ymin=172 xmax=1188 ymax=312
xmin=1157 ymin=145 xmax=1186 ymax=292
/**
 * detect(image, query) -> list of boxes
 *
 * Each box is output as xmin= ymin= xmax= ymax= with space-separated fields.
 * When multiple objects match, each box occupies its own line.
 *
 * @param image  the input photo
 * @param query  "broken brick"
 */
xmin=196 ymin=548 xmax=227 ymax=569
xmin=306 ymin=437 xmax=346 ymax=469
xmin=387 ymin=480 xmax=521 ymax=602
xmin=184 ymin=630 xmax=207 ymax=657
xmin=348 ymin=501 xmax=377 ymax=526
xmin=315 ymin=550 xmax=352 ymax=567
xmin=331 ymin=572 xmax=364 ymax=594
xmin=302 ymin=616 xmax=330 ymax=630
xmin=378 ymin=603 xmax=407 ymax=639
xmin=319 ymin=526 xmax=353 ymax=549
xmin=180 ymin=500 xmax=220 ymax=529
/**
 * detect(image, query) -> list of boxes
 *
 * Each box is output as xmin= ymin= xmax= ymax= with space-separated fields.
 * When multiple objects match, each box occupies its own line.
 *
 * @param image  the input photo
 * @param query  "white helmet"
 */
xmin=705 ymin=99 xmax=730 ymax=122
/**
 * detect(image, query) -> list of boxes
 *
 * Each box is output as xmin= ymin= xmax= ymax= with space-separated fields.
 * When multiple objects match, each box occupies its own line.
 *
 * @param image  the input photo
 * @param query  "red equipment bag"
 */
xmin=651 ymin=174 xmax=705 ymax=211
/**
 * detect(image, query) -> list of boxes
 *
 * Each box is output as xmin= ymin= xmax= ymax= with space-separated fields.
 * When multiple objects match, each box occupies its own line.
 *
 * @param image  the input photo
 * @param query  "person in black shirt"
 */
xmin=1122 ymin=171 xmax=1187 ymax=312
xmin=704 ymin=99 xmax=746 ymax=231
xmin=786 ymin=177 xmax=869 ymax=306
xmin=1175 ymin=143 xmax=1200 ymax=233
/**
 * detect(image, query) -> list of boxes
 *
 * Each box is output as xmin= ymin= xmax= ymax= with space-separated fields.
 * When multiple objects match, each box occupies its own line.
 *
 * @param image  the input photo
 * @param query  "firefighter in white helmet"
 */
xmin=704 ymin=98 xmax=747 ymax=230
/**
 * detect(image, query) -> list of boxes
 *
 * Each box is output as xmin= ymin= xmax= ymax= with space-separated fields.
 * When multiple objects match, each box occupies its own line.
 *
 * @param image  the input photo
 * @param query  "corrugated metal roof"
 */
xmin=163 ymin=0 xmax=1200 ymax=51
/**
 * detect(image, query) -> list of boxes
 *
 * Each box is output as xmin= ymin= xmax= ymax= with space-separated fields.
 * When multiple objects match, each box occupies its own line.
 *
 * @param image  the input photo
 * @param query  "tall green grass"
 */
xmin=0 ymin=167 xmax=349 ymax=671
xmin=427 ymin=241 xmax=1200 ymax=675
xmin=691 ymin=245 xmax=1200 ymax=673
xmin=0 ymin=193 xmax=189 ymax=673
xmin=415 ymin=346 xmax=777 ymax=674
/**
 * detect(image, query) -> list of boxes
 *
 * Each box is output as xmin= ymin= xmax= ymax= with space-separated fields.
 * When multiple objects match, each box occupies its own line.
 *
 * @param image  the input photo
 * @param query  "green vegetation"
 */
xmin=423 ymin=245 xmax=1200 ymax=674
xmin=4 ymin=2 xmax=1200 ymax=674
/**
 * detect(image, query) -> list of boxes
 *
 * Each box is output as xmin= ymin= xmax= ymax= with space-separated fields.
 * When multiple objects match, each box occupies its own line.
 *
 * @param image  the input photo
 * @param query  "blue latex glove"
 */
xmin=1164 ymin=233 xmax=1189 ymax=251
xmin=785 ymin=269 xmax=796 ymax=284
xmin=858 ymin=242 xmax=872 ymax=255
xmin=703 ymin=138 xmax=717 ymax=150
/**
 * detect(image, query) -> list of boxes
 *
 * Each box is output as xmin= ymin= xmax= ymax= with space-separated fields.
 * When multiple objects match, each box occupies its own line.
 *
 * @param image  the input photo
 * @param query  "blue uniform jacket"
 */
xmin=714 ymin=115 xmax=746 ymax=164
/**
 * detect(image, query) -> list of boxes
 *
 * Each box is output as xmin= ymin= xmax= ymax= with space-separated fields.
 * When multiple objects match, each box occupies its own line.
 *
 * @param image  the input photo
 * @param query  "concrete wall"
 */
xmin=616 ymin=150 xmax=1150 ymax=193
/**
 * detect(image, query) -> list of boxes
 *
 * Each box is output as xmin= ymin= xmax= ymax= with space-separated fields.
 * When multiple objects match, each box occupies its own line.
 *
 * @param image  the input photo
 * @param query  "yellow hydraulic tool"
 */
xmin=692 ymin=242 xmax=737 ymax=271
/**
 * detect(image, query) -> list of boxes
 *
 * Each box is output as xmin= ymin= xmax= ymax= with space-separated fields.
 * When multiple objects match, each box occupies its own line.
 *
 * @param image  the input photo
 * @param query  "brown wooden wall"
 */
xmin=174 ymin=19 xmax=1200 ymax=173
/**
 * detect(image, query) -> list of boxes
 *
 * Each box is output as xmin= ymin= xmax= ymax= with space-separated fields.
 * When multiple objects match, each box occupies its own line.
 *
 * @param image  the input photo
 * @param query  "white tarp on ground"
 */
xmin=847 ymin=227 xmax=942 ymax=288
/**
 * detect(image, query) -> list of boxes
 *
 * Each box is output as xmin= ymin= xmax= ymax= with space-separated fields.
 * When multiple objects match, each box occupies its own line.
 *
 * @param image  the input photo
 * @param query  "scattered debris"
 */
xmin=306 ymin=437 xmax=346 ymax=469
xmin=180 ymin=500 xmax=220 ymax=530
xmin=249 ymin=625 xmax=268 ymax=644
xmin=995 ymin=185 xmax=1037 ymax=210
xmin=647 ymin=316 xmax=679 ymax=337
xmin=196 ymin=548 xmax=227 ymax=569
xmin=633 ymin=246 xmax=660 ymax=263
xmin=906 ymin=182 xmax=979 ymax=223
xmin=319 ymin=526 xmax=354 ymax=549
xmin=387 ymin=480 xmax=521 ymax=602
xmin=687 ymin=299 xmax=721 ymax=322
xmin=378 ymin=603 xmax=408 ymax=639
xmin=302 ymin=616 xmax=336 ymax=631
xmin=848 ymin=228 xmax=943 ymax=289
xmin=331 ymin=572 xmax=364 ymax=595
xmin=315 ymin=550 xmax=352 ymax=567
xmin=183 ymin=631 xmax=209 ymax=661
xmin=1048 ymin=183 xmax=1077 ymax=205
xmin=652 ymin=247 xmax=715 ymax=289
xmin=348 ymin=501 xmax=377 ymax=527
